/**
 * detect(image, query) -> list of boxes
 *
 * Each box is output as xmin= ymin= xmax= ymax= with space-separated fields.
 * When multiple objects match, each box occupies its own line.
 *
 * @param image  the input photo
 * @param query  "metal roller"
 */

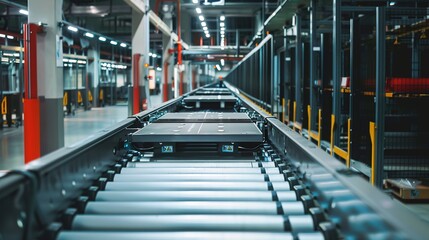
xmin=120 ymin=167 xmax=280 ymax=174
xmin=84 ymin=201 xmax=282 ymax=215
xmin=288 ymin=215 xmax=315 ymax=233
xmin=104 ymin=181 xmax=290 ymax=191
xmin=297 ymin=232 xmax=325 ymax=240
xmin=95 ymin=190 xmax=296 ymax=202
xmin=71 ymin=215 xmax=288 ymax=232
xmin=127 ymin=162 xmax=276 ymax=168
xmin=113 ymin=174 xmax=285 ymax=182
xmin=57 ymin=231 xmax=294 ymax=240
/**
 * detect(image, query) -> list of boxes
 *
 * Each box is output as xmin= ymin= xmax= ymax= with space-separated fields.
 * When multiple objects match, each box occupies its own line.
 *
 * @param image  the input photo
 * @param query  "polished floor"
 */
xmin=0 ymin=94 xmax=162 ymax=170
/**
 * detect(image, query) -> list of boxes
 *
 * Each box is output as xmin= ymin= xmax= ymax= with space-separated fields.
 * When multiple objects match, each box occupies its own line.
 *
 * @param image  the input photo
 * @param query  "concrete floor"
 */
xmin=0 ymin=94 xmax=162 ymax=170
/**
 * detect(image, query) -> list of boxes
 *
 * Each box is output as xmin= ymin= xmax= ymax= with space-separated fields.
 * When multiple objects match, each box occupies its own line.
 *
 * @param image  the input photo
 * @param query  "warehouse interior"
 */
xmin=1 ymin=0 xmax=429 ymax=239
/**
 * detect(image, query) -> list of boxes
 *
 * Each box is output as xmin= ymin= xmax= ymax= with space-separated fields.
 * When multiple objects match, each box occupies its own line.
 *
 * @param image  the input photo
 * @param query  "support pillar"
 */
xmin=332 ymin=0 xmax=342 ymax=146
xmin=88 ymin=48 xmax=100 ymax=107
xmin=309 ymin=0 xmax=317 ymax=131
xmin=131 ymin=3 xmax=150 ymax=114
xmin=162 ymin=6 xmax=174 ymax=102
xmin=27 ymin=0 xmax=64 ymax=160
xmin=294 ymin=13 xmax=302 ymax=124
xmin=374 ymin=7 xmax=386 ymax=188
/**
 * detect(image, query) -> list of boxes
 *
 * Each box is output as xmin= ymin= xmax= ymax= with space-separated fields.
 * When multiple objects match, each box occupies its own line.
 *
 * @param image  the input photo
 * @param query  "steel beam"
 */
xmin=374 ymin=7 xmax=386 ymax=188
xmin=332 ymin=0 xmax=341 ymax=146
xmin=295 ymin=13 xmax=302 ymax=124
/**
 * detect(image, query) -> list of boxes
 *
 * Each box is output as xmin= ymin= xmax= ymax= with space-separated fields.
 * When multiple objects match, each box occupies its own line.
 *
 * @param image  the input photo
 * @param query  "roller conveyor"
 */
xmin=2 ymin=86 xmax=423 ymax=240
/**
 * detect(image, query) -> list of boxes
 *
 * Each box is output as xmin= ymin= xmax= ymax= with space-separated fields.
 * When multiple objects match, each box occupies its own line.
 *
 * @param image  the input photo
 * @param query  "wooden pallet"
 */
xmin=385 ymin=179 xmax=429 ymax=201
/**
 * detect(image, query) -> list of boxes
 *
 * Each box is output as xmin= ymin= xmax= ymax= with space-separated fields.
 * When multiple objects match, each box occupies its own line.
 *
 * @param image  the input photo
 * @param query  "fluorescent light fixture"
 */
xmin=77 ymin=60 xmax=87 ymax=64
xmin=220 ymin=30 xmax=225 ymax=34
xmin=156 ymin=67 xmax=162 ymax=71
xmin=0 ymin=34 xmax=5 ymax=38
xmin=201 ymin=22 xmax=206 ymax=27
xmin=68 ymin=59 xmax=77 ymax=63
xmin=199 ymin=15 xmax=204 ymax=21
xmin=221 ymin=27 xmax=225 ymax=31
xmin=220 ymin=22 xmax=225 ymax=27
xmin=220 ymin=15 xmax=225 ymax=21
xmin=203 ymin=26 xmax=208 ymax=31
xmin=220 ymin=59 xmax=225 ymax=66
xmin=148 ymin=52 xmax=152 ymax=56
xmin=63 ymin=59 xmax=69 ymax=62
xmin=152 ymin=54 xmax=157 ymax=58
xmin=120 ymin=43 xmax=127 ymax=47
xmin=19 ymin=9 xmax=28 ymax=15
xmin=110 ymin=40 xmax=117 ymax=45
xmin=99 ymin=36 xmax=107 ymax=41
xmin=67 ymin=26 xmax=78 ymax=32
xmin=221 ymin=34 xmax=225 ymax=38
xmin=389 ymin=1 xmax=396 ymax=6
xmin=192 ymin=0 xmax=198 ymax=3
xmin=6 ymin=35 xmax=14 ymax=39
xmin=195 ymin=8 xmax=201 ymax=14
xmin=205 ymin=34 xmax=210 ymax=38
xmin=216 ymin=64 xmax=221 ymax=71
xmin=84 ymin=32 xmax=94 ymax=38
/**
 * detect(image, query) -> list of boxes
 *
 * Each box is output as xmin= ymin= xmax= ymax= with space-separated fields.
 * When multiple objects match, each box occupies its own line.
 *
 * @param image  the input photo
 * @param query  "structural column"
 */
xmin=309 ymin=0 xmax=317 ymax=131
xmin=294 ymin=13 xmax=302 ymax=124
xmin=162 ymin=6 xmax=174 ymax=102
xmin=374 ymin=7 xmax=386 ymax=188
xmin=28 ymin=0 xmax=64 ymax=159
xmin=332 ymin=0 xmax=342 ymax=146
xmin=87 ymin=47 xmax=100 ymax=107
xmin=131 ymin=3 xmax=150 ymax=114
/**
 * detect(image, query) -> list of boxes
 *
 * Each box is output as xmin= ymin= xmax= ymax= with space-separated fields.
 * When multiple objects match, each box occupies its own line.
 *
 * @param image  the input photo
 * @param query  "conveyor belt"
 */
xmin=57 ymin=157 xmax=324 ymax=239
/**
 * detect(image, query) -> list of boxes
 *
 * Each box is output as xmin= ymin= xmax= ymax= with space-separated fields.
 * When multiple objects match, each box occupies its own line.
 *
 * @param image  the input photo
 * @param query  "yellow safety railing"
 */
xmin=282 ymin=98 xmax=286 ymax=123
xmin=307 ymin=105 xmax=322 ymax=147
xmin=239 ymin=93 xmax=272 ymax=116
xmin=63 ymin=92 xmax=68 ymax=107
xmin=369 ymin=121 xmax=376 ymax=185
xmin=77 ymin=91 xmax=83 ymax=104
xmin=292 ymin=101 xmax=302 ymax=131
xmin=1 ymin=96 xmax=7 ymax=115
xmin=330 ymin=114 xmax=351 ymax=167
xmin=88 ymin=90 xmax=93 ymax=102
xmin=99 ymin=89 xmax=104 ymax=100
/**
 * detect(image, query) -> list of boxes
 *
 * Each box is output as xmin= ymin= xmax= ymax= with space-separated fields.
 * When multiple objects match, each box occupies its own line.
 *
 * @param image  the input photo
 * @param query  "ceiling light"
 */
xmin=216 ymin=64 xmax=221 ymax=71
xmin=192 ymin=0 xmax=198 ymax=3
xmin=19 ymin=9 xmax=28 ymax=15
xmin=110 ymin=40 xmax=117 ymax=45
xmin=205 ymin=34 xmax=210 ymax=38
xmin=203 ymin=26 xmax=208 ymax=31
xmin=199 ymin=15 xmax=204 ymax=21
xmin=148 ymin=52 xmax=152 ymax=56
xmin=221 ymin=34 xmax=225 ymax=38
xmin=220 ymin=22 xmax=225 ymax=27
xmin=6 ymin=35 xmax=14 ymax=40
xmin=220 ymin=59 xmax=225 ymax=66
xmin=152 ymin=54 xmax=157 ymax=58
xmin=195 ymin=8 xmax=201 ymax=14
xmin=204 ymin=30 xmax=209 ymax=34
xmin=67 ymin=26 xmax=78 ymax=32
xmin=220 ymin=30 xmax=225 ymax=34
xmin=0 ymin=34 xmax=5 ymax=38
xmin=120 ymin=43 xmax=127 ymax=47
xmin=84 ymin=32 xmax=94 ymax=38
xmin=99 ymin=36 xmax=106 ymax=41
xmin=221 ymin=27 xmax=225 ymax=31
xmin=220 ymin=15 xmax=225 ymax=21
xmin=201 ymin=22 xmax=206 ymax=27
xmin=389 ymin=1 xmax=396 ymax=6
